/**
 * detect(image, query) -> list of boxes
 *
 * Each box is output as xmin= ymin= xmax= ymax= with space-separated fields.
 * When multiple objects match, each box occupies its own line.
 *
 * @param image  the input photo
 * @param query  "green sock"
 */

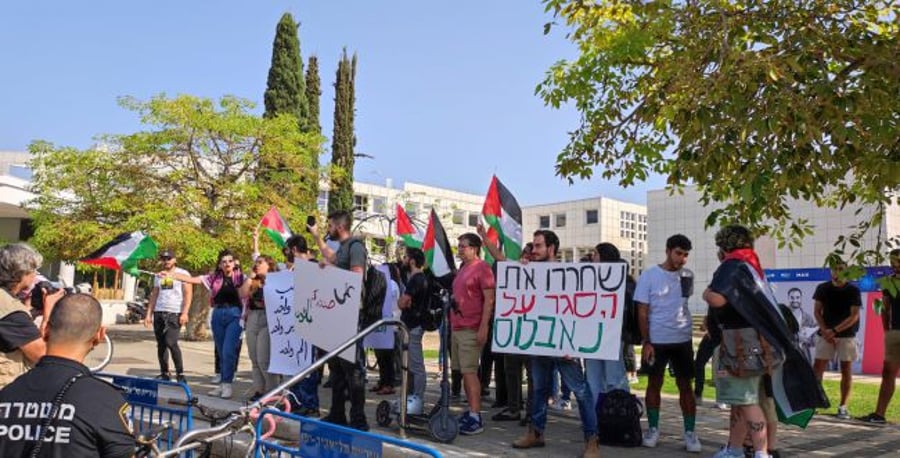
xmin=648 ymin=408 xmax=660 ymax=428
xmin=684 ymin=415 xmax=696 ymax=432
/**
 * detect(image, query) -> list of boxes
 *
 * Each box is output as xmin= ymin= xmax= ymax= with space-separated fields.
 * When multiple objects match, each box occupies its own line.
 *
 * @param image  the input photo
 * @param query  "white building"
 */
xmin=0 ymin=151 xmax=36 ymax=243
xmin=647 ymin=185 xmax=900 ymax=313
xmin=522 ymin=197 xmax=648 ymax=273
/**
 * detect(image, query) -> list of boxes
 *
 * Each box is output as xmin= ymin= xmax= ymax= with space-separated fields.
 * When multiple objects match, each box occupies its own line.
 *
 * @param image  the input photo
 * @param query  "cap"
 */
xmin=158 ymin=249 xmax=175 ymax=259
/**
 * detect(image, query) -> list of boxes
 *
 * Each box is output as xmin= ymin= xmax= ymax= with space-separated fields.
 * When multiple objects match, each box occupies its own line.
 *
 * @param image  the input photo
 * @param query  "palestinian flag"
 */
xmin=81 ymin=231 xmax=158 ymax=276
xmin=260 ymin=206 xmax=293 ymax=248
xmin=395 ymin=204 xmax=424 ymax=249
xmin=423 ymin=209 xmax=456 ymax=278
xmin=482 ymin=175 xmax=523 ymax=261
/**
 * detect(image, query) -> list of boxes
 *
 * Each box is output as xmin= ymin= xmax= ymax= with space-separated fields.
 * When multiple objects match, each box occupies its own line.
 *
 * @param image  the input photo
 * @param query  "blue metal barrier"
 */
xmin=97 ymin=373 xmax=194 ymax=456
xmin=254 ymin=408 xmax=441 ymax=458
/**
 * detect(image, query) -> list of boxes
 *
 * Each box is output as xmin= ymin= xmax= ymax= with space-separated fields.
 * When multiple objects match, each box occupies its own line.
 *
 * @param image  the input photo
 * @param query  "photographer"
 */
xmin=0 ymin=243 xmax=62 ymax=388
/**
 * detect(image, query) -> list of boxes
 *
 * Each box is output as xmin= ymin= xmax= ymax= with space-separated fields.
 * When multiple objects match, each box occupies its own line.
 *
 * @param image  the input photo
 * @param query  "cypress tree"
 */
xmin=305 ymin=56 xmax=321 ymax=174
xmin=328 ymin=49 xmax=357 ymax=215
xmin=263 ymin=13 xmax=308 ymax=125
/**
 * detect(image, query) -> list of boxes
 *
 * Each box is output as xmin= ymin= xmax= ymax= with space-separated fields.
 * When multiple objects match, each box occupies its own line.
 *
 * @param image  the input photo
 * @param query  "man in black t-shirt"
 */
xmin=398 ymin=247 xmax=430 ymax=403
xmin=812 ymin=261 xmax=862 ymax=420
xmin=0 ymin=293 xmax=134 ymax=457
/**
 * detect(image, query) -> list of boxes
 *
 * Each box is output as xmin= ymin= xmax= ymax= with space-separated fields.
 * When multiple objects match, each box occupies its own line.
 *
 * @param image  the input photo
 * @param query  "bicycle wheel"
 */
xmin=87 ymin=333 xmax=114 ymax=372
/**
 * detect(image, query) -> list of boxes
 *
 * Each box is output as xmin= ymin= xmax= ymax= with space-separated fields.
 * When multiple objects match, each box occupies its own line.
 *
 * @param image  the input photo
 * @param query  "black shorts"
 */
xmin=647 ymin=341 xmax=694 ymax=379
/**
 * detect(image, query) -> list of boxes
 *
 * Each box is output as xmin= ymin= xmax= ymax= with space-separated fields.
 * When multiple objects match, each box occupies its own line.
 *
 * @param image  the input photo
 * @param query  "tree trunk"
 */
xmin=185 ymin=286 xmax=211 ymax=341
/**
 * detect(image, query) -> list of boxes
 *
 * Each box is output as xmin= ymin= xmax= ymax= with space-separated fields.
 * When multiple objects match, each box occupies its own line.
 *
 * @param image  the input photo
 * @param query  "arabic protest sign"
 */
xmin=264 ymin=271 xmax=315 ymax=375
xmin=294 ymin=261 xmax=363 ymax=362
xmin=492 ymin=261 xmax=626 ymax=360
xmin=363 ymin=266 xmax=398 ymax=350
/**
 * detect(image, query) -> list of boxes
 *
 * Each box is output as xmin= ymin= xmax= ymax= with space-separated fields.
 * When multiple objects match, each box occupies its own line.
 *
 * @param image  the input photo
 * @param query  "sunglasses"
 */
xmin=159 ymin=256 xmax=173 ymax=261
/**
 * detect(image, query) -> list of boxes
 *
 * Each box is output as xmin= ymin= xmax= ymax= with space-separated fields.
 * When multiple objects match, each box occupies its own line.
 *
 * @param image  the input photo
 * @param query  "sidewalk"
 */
xmin=101 ymin=324 xmax=900 ymax=457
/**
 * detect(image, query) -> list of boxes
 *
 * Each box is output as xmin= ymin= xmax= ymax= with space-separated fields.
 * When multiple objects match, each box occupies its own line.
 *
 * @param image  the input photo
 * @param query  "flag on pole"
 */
xmin=423 ymin=209 xmax=456 ymax=278
xmin=260 ymin=206 xmax=293 ymax=248
xmin=395 ymin=204 xmax=424 ymax=249
xmin=482 ymin=175 xmax=523 ymax=261
xmin=81 ymin=231 xmax=158 ymax=276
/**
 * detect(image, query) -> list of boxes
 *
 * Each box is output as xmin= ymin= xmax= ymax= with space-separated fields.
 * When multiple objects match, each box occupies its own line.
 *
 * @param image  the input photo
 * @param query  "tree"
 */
xmin=539 ymin=0 xmax=899 ymax=267
xmin=306 ymin=55 xmax=322 ymax=173
xmin=264 ymin=13 xmax=308 ymax=127
xmin=28 ymin=94 xmax=320 ymax=338
xmin=328 ymin=49 xmax=358 ymax=215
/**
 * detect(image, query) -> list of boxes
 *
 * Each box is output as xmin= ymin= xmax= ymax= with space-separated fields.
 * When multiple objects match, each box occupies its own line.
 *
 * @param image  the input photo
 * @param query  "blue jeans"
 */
xmin=290 ymin=370 xmax=320 ymax=410
xmin=530 ymin=356 xmax=597 ymax=439
xmin=584 ymin=353 xmax=629 ymax=410
xmin=551 ymin=362 xmax=572 ymax=401
xmin=211 ymin=305 xmax=242 ymax=383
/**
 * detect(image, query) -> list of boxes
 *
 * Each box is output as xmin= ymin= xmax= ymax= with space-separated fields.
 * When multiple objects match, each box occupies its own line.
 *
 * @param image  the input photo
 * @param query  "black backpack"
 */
xmin=596 ymin=389 xmax=643 ymax=447
xmin=419 ymin=273 xmax=446 ymax=332
xmin=347 ymin=239 xmax=388 ymax=329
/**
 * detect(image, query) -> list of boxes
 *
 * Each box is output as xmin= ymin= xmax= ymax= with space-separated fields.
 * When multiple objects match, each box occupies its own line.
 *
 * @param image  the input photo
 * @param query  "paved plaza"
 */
xmin=100 ymin=324 xmax=900 ymax=457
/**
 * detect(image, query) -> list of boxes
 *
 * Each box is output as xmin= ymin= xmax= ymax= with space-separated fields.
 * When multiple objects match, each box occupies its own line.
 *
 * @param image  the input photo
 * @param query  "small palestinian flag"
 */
xmin=482 ymin=175 xmax=523 ymax=261
xmin=260 ymin=206 xmax=293 ymax=248
xmin=423 ymin=209 xmax=456 ymax=278
xmin=395 ymin=204 xmax=424 ymax=249
xmin=81 ymin=231 xmax=158 ymax=276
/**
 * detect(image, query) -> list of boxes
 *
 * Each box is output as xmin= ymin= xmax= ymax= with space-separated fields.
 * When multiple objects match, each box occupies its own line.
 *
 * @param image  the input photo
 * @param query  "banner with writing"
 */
xmin=264 ymin=271 xmax=315 ymax=375
xmin=492 ymin=261 xmax=625 ymax=360
xmin=293 ymin=261 xmax=363 ymax=362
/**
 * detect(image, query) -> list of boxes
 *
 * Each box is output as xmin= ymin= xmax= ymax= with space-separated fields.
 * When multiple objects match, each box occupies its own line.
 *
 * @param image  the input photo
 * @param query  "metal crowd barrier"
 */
xmin=253 ymin=408 xmax=442 ymax=458
xmin=97 ymin=373 xmax=194 ymax=456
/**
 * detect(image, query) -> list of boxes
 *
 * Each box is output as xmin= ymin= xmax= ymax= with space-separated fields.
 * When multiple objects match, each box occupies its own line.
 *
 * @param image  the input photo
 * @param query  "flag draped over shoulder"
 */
xmin=482 ymin=175 xmax=523 ymax=261
xmin=395 ymin=204 xmax=424 ymax=249
xmin=260 ymin=206 xmax=293 ymax=248
xmin=423 ymin=209 xmax=456 ymax=279
xmin=81 ymin=231 xmax=158 ymax=276
xmin=713 ymin=259 xmax=829 ymax=428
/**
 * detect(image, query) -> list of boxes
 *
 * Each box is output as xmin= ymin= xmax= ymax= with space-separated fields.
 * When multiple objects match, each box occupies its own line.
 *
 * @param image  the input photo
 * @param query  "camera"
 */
xmin=30 ymin=280 xmax=92 ymax=314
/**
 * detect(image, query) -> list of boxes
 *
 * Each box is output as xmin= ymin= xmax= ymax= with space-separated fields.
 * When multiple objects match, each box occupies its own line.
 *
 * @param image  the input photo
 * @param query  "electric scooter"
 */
xmin=376 ymin=289 xmax=458 ymax=443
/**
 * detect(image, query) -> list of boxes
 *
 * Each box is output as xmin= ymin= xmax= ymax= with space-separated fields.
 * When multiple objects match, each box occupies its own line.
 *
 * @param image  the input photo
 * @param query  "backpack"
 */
xmin=348 ymin=239 xmax=388 ymax=329
xmin=596 ymin=389 xmax=644 ymax=447
xmin=419 ymin=273 xmax=446 ymax=332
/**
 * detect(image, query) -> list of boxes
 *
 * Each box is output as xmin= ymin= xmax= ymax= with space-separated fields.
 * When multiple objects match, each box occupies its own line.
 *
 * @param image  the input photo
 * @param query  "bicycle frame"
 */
xmin=166 ymin=318 xmax=411 ymax=455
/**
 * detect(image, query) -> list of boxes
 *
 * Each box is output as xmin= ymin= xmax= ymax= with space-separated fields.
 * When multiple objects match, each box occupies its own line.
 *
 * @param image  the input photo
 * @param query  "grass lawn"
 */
xmin=632 ymin=367 xmax=900 ymax=423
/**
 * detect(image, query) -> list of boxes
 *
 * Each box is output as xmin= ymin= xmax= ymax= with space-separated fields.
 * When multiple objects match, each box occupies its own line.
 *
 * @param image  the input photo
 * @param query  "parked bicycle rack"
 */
xmin=96 ymin=373 xmax=194 ymax=456
xmin=253 ymin=408 xmax=441 ymax=458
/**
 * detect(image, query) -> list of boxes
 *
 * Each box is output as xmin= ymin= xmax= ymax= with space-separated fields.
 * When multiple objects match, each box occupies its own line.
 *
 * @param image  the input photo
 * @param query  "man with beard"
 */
xmin=786 ymin=287 xmax=817 ymax=362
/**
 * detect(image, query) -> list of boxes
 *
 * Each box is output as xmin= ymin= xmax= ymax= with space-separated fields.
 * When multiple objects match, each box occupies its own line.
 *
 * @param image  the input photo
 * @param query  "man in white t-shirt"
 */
xmin=145 ymin=249 xmax=192 ymax=383
xmin=635 ymin=234 xmax=701 ymax=453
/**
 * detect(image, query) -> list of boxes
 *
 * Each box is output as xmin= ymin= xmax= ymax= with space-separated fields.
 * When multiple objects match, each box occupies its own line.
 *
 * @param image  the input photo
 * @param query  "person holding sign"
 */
xmin=512 ymin=230 xmax=600 ymax=458
xmin=636 ymin=234 xmax=702 ymax=453
xmin=310 ymin=210 xmax=370 ymax=432
xmin=451 ymin=233 xmax=495 ymax=435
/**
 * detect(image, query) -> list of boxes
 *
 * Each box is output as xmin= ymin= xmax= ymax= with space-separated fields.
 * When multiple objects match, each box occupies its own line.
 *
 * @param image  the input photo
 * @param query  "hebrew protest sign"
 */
xmin=293 ymin=261 xmax=363 ymax=362
xmin=491 ymin=261 xmax=626 ymax=360
xmin=264 ymin=271 xmax=315 ymax=375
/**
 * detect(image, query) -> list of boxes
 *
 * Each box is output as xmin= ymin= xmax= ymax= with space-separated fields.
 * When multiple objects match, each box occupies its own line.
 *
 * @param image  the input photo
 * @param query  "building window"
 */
xmin=539 ymin=215 xmax=550 ymax=229
xmin=372 ymin=197 xmax=386 ymax=214
xmin=586 ymin=209 xmax=598 ymax=224
xmin=452 ymin=210 xmax=465 ymax=225
xmin=468 ymin=213 xmax=479 ymax=227
xmin=353 ymin=194 xmax=369 ymax=214
xmin=555 ymin=213 xmax=567 ymax=228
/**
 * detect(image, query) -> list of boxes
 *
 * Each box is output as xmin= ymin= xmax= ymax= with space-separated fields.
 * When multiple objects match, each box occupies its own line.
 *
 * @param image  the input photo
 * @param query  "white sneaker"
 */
xmin=642 ymin=427 xmax=660 ymax=447
xmin=220 ymin=383 xmax=233 ymax=399
xmin=715 ymin=402 xmax=730 ymax=410
xmin=208 ymin=384 xmax=223 ymax=396
xmin=211 ymin=373 xmax=222 ymax=384
xmin=684 ymin=431 xmax=702 ymax=453
xmin=836 ymin=405 xmax=850 ymax=420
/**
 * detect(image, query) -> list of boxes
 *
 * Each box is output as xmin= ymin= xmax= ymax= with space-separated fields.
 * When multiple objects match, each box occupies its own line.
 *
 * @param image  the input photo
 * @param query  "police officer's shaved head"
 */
xmin=46 ymin=293 xmax=103 ymax=345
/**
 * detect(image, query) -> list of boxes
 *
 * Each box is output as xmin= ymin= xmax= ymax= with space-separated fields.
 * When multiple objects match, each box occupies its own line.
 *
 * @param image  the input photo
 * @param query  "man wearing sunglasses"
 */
xmin=145 ymin=249 xmax=192 ymax=383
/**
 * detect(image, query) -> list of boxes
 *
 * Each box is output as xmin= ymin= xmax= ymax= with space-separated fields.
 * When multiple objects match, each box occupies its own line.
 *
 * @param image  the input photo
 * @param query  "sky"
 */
xmin=0 ymin=0 xmax=666 ymax=206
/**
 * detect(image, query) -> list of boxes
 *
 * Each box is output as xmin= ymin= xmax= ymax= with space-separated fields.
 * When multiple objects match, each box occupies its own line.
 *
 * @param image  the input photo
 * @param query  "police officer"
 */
xmin=0 ymin=293 xmax=135 ymax=457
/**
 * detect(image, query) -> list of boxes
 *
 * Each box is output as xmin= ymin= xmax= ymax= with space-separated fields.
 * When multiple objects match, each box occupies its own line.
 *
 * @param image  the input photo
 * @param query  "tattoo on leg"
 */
xmin=748 ymin=421 xmax=765 ymax=433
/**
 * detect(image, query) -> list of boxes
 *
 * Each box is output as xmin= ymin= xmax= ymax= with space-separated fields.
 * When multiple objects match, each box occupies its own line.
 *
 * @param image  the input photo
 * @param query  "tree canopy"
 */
xmin=539 ymin=0 xmax=899 ymax=265
xmin=28 ymin=94 xmax=320 ymax=272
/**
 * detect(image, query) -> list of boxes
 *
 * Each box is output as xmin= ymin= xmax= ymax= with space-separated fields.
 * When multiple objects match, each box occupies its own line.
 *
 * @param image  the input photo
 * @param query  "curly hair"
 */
xmin=714 ymin=225 xmax=755 ymax=253
xmin=0 ymin=243 xmax=43 ymax=292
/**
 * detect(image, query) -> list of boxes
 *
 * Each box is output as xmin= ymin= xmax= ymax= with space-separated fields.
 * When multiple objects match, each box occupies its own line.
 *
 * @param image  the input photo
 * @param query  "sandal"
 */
xmin=377 ymin=386 xmax=396 ymax=395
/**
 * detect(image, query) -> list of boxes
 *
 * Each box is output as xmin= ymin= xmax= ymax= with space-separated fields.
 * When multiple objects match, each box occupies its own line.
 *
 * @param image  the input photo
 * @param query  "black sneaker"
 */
xmin=859 ymin=413 xmax=887 ymax=424
xmin=155 ymin=373 xmax=171 ymax=381
xmin=321 ymin=413 xmax=348 ymax=426
xmin=175 ymin=374 xmax=187 ymax=384
xmin=491 ymin=409 xmax=521 ymax=422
